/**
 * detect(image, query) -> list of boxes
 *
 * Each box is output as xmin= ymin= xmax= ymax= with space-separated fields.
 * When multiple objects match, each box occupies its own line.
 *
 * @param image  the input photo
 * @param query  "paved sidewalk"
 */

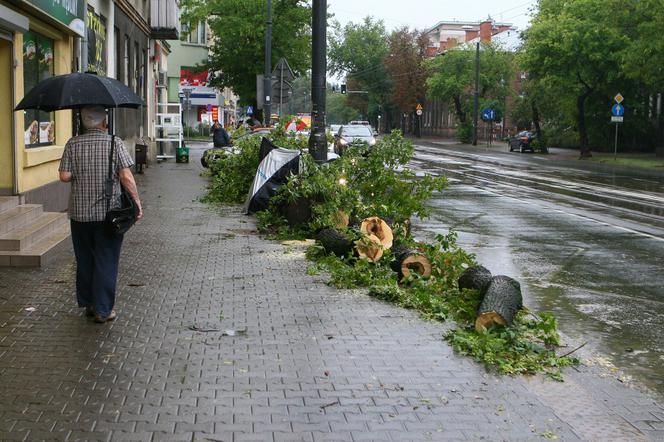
xmin=0 ymin=143 xmax=663 ymax=441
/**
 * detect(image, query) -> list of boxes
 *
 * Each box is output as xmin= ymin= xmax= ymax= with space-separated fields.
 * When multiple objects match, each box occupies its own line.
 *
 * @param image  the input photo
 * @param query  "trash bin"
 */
xmin=135 ymin=141 xmax=148 ymax=173
xmin=176 ymin=145 xmax=189 ymax=163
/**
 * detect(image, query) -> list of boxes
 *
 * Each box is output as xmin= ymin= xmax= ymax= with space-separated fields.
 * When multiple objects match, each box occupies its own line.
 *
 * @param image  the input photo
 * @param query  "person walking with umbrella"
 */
xmin=58 ymin=106 xmax=142 ymax=323
xmin=16 ymin=72 xmax=145 ymax=323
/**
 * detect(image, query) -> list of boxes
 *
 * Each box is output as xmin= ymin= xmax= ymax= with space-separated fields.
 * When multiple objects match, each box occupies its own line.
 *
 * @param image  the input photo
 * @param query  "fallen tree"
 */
xmin=475 ymin=275 xmax=523 ymax=332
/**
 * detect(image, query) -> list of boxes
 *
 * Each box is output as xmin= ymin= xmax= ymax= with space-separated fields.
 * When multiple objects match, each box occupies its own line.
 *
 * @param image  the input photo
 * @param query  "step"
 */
xmin=0 ymin=212 xmax=68 ymax=251
xmin=0 ymin=196 xmax=19 ymax=214
xmin=0 ymin=205 xmax=43 ymax=235
xmin=0 ymin=223 xmax=71 ymax=267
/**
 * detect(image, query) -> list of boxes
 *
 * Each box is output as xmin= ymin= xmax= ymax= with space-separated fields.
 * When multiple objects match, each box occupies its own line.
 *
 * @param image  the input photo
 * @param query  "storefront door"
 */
xmin=0 ymin=33 xmax=15 ymax=194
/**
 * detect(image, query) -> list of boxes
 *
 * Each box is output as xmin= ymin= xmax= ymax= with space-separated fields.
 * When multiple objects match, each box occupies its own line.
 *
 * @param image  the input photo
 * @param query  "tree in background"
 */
xmin=179 ymin=0 xmax=311 ymax=107
xmin=623 ymin=0 xmax=664 ymax=157
xmin=383 ymin=28 xmax=428 ymax=131
xmin=328 ymin=17 xmax=391 ymax=126
xmin=426 ymin=43 xmax=512 ymax=143
xmin=521 ymin=0 xmax=635 ymax=157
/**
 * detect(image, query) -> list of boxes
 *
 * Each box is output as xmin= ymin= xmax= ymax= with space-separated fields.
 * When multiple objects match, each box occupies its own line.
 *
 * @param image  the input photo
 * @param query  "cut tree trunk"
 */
xmin=458 ymin=265 xmax=492 ymax=296
xmin=360 ymin=217 xmax=393 ymax=249
xmin=391 ymin=245 xmax=432 ymax=280
xmin=316 ymin=228 xmax=354 ymax=257
xmin=283 ymin=197 xmax=312 ymax=227
xmin=475 ymin=275 xmax=523 ymax=332
xmin=355 ymin=234 xmax=384 ymax=262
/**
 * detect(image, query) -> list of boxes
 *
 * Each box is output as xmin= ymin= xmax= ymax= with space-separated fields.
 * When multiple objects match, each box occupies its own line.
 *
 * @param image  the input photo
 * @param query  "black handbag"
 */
xmin=104 ymin=135 xmax=137 ymax=236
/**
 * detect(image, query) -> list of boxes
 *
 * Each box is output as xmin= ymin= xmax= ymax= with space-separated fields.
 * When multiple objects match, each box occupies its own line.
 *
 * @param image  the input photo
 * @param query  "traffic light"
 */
xmin=341 ymin=84 xmax=347 ymax=94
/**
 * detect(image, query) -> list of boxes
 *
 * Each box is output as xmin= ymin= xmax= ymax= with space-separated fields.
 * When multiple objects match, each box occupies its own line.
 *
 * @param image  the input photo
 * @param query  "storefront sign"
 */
xmin=86 ymin=6 xmax=106 ymax=75
xmin=23 ymin=0 xmax=85 ymax=36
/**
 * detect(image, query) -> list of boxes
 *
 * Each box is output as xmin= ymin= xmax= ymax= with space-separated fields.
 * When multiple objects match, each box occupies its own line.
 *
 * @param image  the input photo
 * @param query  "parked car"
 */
xmin=508 ymin=131 xmax=537 ymax=153
xmin=334 ymin=125 xmax=376 ymax=155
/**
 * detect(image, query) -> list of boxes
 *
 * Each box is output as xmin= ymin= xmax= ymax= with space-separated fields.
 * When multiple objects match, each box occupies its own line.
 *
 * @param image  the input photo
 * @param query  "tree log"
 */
xmin=458 ymin=265 xmax=492 ymax=296
xmin=283 ymin=197 xmax=312 ymax=227
xmin=316 ymin=228 xmax=354 ymax=257
xmin=475 ymin=275 xmax=523 ymax=332
xmin=360 ymin=217 xmax=393 ymax=249
xmin=391 ymin=245 xmax=432 ymax=280
xmin=355 ymin=234 xmax=384 ymax=262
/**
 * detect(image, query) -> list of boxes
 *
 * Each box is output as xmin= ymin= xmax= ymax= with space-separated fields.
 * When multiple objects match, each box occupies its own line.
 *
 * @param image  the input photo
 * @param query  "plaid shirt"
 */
xmin=59 ymin=129 xmax=134 ymax=222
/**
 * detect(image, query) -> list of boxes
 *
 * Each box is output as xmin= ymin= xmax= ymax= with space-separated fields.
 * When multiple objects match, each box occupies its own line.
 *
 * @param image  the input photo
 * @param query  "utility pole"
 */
xmin=309 ymin=0 xmax=327 ymax=162
xmin=263 ymin=0 xmax=272 ymax=126
xmin=472 ymin=41 xmax=480 ymax=146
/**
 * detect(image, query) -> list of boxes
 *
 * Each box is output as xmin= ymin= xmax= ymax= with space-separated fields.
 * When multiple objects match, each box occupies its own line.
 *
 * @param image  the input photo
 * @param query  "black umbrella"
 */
xmin=14 ymin=72 xmax=144 ymax=112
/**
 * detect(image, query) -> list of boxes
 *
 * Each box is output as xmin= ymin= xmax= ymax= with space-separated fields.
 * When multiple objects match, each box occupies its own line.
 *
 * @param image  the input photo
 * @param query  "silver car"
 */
xmin=333 ymin=125 xmax=376 ymax=155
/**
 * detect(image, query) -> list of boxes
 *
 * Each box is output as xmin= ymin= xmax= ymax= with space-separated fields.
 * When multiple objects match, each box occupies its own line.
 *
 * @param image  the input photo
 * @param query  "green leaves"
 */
xmin=520 ymin=0 xmax=660 ymax=152
xmin=445 ymin=311 xmax=578 ymax=378
xmin=179 ymin=0 xmax=311 ymax=105
xmin=261 ymin=130 xmax=447 ymax=234
xmin=426 ymin=43 xmax=513 ymax=131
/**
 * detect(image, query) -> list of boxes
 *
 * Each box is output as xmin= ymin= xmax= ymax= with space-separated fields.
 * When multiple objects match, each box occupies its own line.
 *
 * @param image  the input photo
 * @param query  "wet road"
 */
xmin=411 ymin=143 xmax=664 ymax=397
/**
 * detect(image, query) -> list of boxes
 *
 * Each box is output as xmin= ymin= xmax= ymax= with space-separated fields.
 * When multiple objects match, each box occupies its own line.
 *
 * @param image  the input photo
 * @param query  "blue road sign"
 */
xmin=246 ymin=105 xmax=254 ymax=116
xmin=612 ymin=104 xmax=624 ymax=117
xmin=481 ymin=108 xmax=496 ymax=122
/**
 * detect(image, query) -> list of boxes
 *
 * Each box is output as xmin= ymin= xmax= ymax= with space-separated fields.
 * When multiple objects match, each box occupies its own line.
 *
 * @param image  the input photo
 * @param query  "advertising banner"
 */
xmin=180 ymin=67 xmax=208 ymax=87
xmin=23 ymin=0 xmax=85 ymax=35
xmin=86 ymin=6 xmax=106 ymax=75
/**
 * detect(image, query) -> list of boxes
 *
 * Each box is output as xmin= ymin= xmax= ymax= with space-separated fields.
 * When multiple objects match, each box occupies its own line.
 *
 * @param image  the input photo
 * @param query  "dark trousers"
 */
xmin=70 ymin=220 xmax=124 ymax=317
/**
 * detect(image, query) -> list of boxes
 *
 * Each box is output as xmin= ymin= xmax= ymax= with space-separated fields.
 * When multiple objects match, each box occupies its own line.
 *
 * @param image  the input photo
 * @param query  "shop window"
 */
xmin=23 ymin=31 xmax=55 ymax=148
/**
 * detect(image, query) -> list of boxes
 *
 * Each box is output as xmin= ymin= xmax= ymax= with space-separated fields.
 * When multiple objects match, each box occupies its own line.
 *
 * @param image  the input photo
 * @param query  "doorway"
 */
xmin=0 ymin=35 xmax=14 ymax=194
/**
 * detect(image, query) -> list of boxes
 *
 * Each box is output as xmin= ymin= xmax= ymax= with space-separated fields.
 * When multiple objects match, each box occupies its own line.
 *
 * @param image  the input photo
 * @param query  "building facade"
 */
xmin=0 ymin=0 xmax=82 ymax=210
xmin=421 ymin=19 xmax=521 ymax=140
xmin=167 ymin=21 xmax=237 ymax=130
xmin=0 ymin=0 xmax=179 ymax=212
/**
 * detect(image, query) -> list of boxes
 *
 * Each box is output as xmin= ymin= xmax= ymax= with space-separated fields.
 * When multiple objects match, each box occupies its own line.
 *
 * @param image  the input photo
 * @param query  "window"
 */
xmin=134 ymin=41 xmax=139 ymax=93
xmin=23 ymin=31 xmax=55 ymax=147
xmin=142 ymin=49 xmax=147 ymax=99
xmin=124 ymin=36 xmax=129 ymax=86
xmin=182 ymin=21 xmax=206 ymax=45
xmin=115 ymin=27 xmax=120 ymax=79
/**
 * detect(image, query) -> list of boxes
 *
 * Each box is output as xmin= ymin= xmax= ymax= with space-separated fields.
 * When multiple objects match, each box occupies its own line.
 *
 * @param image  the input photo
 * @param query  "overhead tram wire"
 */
xmin=490 ymin=1 xmax=535 ymax=18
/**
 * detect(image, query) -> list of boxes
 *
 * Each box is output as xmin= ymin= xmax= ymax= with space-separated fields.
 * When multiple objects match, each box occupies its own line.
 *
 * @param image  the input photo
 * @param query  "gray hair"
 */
xmin=81 ymin=106 xmax=107 ymax=129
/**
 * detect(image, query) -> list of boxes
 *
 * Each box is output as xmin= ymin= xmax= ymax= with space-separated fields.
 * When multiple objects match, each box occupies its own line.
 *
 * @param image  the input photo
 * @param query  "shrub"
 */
xmin=456 ymin=123 xmax=472 ymax=143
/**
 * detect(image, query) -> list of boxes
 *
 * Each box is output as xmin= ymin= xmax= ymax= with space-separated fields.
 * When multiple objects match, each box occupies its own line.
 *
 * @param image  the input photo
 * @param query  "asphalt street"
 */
xmin=410 ymin=141 xmax=664 ymax=398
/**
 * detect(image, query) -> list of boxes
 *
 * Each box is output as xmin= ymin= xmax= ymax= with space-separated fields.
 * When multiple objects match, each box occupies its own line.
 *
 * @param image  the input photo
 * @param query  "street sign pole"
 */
xmin=472 ymin=42 xmax=480 ymax=146
xmin=611 ymin=94 xmax=624 ymax=160
xmin=615 ymin=123 xmax=619 ymax=160
xmin=309 ymin=0 xmax=327 ymax=163
xmin=264 ymin=0 xmax=272 ymax=126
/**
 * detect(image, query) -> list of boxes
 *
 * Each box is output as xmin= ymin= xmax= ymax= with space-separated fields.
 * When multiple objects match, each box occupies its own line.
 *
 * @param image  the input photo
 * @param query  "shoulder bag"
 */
xmin=104 ymin=134 xmax=137 ymax=236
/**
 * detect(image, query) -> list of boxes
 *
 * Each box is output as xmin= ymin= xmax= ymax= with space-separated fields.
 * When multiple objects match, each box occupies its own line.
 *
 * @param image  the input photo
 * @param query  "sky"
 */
xmin=327 ymin=0 xmax=536 ymax=32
